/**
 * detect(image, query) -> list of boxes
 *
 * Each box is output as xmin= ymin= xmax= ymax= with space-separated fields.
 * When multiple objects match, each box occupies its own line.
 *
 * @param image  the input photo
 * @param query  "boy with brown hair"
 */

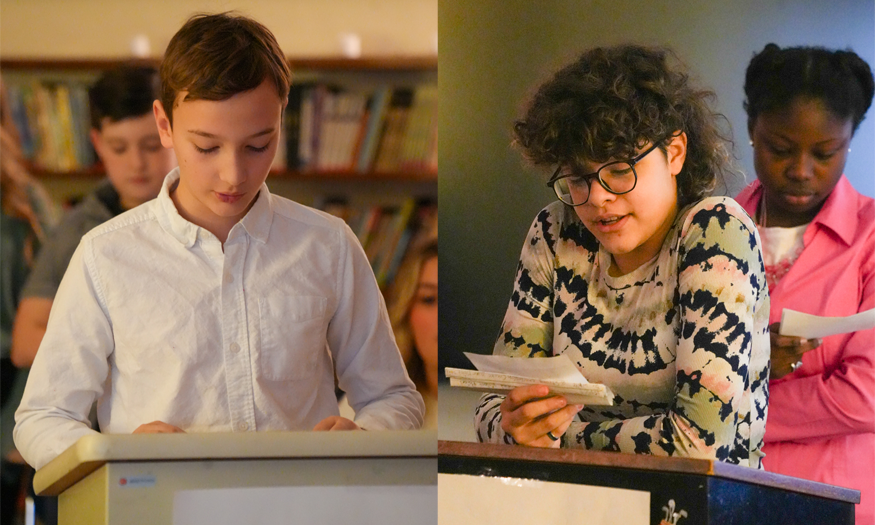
xmin=15 ymin=12 xmax=423 ymax=470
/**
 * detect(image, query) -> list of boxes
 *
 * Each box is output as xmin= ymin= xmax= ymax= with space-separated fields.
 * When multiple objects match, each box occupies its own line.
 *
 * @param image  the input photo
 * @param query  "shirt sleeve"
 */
xmin=475 ymin=208 xmax=557 ymax=444
xmin=20 ymin=218 xmax=82 ymax=300
xmin=14 ymin=239 xmax=110 ymax=470
xmin=764 ymin=237 xmax=875 ymax=443
xmin=328 ymin=224 xmax=424 ymax=430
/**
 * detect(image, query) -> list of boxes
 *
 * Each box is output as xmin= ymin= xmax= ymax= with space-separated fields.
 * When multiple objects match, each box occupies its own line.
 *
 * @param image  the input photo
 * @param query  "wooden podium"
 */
xmin=438 ymin=441 xmax=860 ymax=525
xmin=35 ymin=430 xmax=437 ymax=525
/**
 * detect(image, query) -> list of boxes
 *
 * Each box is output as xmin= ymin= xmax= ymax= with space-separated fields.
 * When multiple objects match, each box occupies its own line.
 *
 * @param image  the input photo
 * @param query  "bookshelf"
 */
xmin=1 ymin=56 xmax=437 ymax=288
xmin=0 ymin=57 xmax=437 ymax=181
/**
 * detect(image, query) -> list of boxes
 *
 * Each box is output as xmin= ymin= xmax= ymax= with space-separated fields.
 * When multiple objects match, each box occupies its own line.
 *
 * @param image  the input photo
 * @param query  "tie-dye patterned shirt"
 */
xmin=475 ymin=196 xmax=770 ymax=468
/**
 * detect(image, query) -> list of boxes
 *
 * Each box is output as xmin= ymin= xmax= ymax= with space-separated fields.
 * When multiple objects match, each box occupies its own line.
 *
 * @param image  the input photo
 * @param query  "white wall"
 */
xmin=0 ymin=0 xmax=437 ymax=58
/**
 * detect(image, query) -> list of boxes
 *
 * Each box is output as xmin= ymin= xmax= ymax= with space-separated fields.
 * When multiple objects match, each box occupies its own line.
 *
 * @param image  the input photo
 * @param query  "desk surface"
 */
xmin=36 ymin=429 xmax=436 ymax=496
xmin=438 ymin=440 xmax=860 ymax=504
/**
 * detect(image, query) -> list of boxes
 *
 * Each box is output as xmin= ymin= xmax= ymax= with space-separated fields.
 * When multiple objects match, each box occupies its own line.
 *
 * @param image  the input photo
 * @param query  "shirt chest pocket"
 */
xmin=258 ymin=295 xmax=329 ymax=381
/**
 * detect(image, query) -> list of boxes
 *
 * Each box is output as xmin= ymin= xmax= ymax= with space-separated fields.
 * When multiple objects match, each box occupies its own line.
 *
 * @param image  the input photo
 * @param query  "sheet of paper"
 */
xmin=779 ymin=307 xmax=875 ymax=339
xmin=439 ymin=473 xmax=649 ymax=525
xmin=464 ymin=352 xmax=588 ymax=384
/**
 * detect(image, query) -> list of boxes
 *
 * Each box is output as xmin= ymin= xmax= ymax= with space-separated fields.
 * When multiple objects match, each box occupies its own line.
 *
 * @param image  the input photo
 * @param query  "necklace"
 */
xmin=757 ymin=192 xmax=805 ymax=289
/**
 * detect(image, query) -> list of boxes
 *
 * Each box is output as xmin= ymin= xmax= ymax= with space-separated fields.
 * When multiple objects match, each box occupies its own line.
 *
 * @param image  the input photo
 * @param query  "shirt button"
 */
xmin=225 ymin=274 xmax=234 ymax=284
xmin=230 ymin=343 xmax=240 ymax=353
xmin=238 ymin=422 xmax=249 ymax=431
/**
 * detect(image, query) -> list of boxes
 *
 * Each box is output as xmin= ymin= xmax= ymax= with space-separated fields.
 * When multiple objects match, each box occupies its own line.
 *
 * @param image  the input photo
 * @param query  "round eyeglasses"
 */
xmin=546 ymin=141 xmax=663 ymax=206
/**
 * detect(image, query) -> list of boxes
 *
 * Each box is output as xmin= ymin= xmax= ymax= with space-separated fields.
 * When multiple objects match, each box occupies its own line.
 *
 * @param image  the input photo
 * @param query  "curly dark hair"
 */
xmin=744 ymin=43 xmax=874 ymax=134
xmin=513 ymin=44 xmax=736 ymax=208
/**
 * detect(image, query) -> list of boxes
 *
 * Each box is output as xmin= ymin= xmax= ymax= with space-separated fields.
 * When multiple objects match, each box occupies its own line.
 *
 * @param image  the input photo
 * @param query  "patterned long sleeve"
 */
xmin=475 ymin=198 xmax=770 ymax=467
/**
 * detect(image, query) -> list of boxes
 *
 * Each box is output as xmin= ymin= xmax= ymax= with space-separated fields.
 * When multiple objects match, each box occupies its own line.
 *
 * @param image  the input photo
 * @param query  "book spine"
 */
xmin=374 ymin=198 xmax=417 ymax=287
xmin=53 ymin=83 xmax=78 ymax=171
xmin=374 ymin=87 xmax=414 ymax=173
xmin=283 ymin=84 xmax=307 ymax=170
xmin=357 ymin=86 xmax=391 ymax=173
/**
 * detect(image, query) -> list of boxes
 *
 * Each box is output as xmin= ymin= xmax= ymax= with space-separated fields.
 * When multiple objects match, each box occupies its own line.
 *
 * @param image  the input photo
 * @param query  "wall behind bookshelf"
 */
xmin=1 ymin=56 xmax=437 ymax=288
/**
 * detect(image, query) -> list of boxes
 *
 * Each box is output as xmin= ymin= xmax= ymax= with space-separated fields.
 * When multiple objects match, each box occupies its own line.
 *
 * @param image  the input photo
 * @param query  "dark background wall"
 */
xmin=438 ymin=0 xmax=875 ymax=370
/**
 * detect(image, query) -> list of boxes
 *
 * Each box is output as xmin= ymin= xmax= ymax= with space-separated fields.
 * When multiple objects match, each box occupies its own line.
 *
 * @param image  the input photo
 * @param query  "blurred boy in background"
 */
xmin=11 ymin=65 xmax=176 ymax=368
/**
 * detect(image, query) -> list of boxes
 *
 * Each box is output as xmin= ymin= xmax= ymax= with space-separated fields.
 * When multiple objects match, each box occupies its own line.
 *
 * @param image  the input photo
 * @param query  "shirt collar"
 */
xmin=233 ymin=180 xmax=273 ymax=244
xmin=155 ymin=168 xmax=274 ymax=248
xmin=811 ymin=175 xmax=856 ymax=246
xmin=736 ymin=175 xmax=856 ymax=246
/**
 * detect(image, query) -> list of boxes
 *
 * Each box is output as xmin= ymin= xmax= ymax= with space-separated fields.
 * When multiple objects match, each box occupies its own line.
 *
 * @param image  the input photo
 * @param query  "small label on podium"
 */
xmin=118 ymin=475 xmax=156 ymax=488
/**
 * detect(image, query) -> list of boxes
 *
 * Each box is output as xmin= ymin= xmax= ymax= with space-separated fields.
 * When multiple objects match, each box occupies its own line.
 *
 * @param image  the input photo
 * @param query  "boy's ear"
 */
xmin=89 ymin=128 xmax=105 ymax=160
xmin=666 ymin=131 xmax=687 ymax=177
xmin=153 ymin=100 xmax=174 ymax=148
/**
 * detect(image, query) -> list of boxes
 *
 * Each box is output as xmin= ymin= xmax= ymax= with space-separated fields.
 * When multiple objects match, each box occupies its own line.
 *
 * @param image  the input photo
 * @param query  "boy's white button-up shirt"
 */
xmin=15 ymin=169 xmax=424 ymax=470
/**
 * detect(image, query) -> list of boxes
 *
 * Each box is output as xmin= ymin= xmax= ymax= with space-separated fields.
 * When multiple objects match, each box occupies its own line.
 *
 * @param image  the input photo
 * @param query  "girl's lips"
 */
xmin=782 ymin=193 xmax=815 ymax=207
xmin=591 ymin=214 xmax=629 ymax=233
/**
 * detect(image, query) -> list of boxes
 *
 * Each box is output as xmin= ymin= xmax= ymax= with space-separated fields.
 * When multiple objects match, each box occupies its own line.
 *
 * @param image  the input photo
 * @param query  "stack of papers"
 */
xmin=445 ymin=353 xmax=614 ymax=406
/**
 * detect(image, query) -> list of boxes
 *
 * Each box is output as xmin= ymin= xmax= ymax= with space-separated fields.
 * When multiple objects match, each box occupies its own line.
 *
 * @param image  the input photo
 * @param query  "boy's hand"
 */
xmin=313 ymin=416 xmax=360 ymax=431
xmin=132 ymin=421 xmax=186 ymax=434
xmin=500 ymin=384 xmax=581 ymax=448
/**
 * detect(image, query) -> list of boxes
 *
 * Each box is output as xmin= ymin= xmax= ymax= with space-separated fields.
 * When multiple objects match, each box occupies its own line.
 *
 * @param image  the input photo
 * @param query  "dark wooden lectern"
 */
xmin=439 ymin=441 xmax=859 ymax=525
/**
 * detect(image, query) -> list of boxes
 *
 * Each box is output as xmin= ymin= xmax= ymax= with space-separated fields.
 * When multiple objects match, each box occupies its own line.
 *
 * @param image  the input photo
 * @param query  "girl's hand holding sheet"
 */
xmin=500 ymin=384 xmax=582 ymax=448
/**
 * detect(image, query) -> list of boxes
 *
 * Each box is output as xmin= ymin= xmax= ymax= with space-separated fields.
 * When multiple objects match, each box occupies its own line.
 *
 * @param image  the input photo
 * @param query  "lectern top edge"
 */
xmin=438 ymin=440 xmax=861 ymax=505
xmin=35 ymin=429 xmax=437 ymax=496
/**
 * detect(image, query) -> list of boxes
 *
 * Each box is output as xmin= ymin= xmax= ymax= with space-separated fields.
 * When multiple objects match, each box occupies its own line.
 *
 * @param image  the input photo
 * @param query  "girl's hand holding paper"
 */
xmin=499 ymin=384 xmax=582 ymax=448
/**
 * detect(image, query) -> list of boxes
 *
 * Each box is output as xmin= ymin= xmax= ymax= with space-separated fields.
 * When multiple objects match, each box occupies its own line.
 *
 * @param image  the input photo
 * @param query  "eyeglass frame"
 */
xmin=546 ymin=140 xmax=665 ymax=206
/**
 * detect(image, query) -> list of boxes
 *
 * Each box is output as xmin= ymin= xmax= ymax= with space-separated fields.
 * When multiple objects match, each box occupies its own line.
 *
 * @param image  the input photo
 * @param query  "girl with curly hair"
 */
xmin=737 ymin=44 xmax=874 ymax=522
xmin=474 ymin=44 xmax=771 ymax=468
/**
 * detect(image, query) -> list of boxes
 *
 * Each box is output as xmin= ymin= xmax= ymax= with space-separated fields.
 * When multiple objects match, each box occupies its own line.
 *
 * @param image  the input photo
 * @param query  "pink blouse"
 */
xmin=736 ymin=176 xmax=875 ymax=525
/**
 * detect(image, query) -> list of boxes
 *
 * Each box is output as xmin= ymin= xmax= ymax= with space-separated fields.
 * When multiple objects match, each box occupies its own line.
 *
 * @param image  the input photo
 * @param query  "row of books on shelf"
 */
xmin=5 ymin=79 xmax=96 ymax=172
xmin=318 ymin=197 xmax=437 ymax=288
xmin=6 ymin=76 xmax=438 ymax=177
xmin=282 ymin=83 xmax=437 ymax=174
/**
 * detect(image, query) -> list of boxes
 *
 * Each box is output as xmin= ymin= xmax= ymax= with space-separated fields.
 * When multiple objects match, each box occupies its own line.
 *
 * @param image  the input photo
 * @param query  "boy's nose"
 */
xmin=130 ymin=148 xmax=147 ymax=171
xmin=220 ymin=154 xmax=248 ymax=186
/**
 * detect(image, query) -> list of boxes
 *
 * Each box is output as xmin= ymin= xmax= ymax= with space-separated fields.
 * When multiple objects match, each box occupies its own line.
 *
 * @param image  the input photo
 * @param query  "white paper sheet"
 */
xmin=779 ymin=307 xmax=875 ymax=339
xmin=464 ymin=352 xmax=588 ymax=384
xmin=438 ymin=473 xmax=649 ymax=525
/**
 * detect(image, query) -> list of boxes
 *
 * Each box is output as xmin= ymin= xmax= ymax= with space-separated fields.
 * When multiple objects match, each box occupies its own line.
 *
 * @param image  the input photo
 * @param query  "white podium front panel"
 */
xmin=37 ymin=431 xmax=436 ymax=525
xmin=174 ymin=484 xmax=436 ymax=524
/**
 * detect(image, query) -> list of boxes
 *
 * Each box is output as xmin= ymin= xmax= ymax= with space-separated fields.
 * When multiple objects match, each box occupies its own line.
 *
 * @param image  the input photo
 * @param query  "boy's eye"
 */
xmin=194 ymin=145 xmax=218 ymax=154
xmin=142 ymin=141 xmax=163 ymax=153
xmin=248 ymin=143 xmax=271 ymax=153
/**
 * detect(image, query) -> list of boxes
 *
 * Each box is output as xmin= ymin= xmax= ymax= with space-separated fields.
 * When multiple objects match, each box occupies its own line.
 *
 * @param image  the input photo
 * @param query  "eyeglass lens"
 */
xmin=553 ymin=161 xmax=636 ymax=205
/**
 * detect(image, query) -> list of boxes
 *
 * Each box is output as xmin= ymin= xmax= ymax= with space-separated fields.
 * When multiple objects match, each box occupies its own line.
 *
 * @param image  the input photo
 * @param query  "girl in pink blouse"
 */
xmin=736 ymin=43 xmax=875 ymax=525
